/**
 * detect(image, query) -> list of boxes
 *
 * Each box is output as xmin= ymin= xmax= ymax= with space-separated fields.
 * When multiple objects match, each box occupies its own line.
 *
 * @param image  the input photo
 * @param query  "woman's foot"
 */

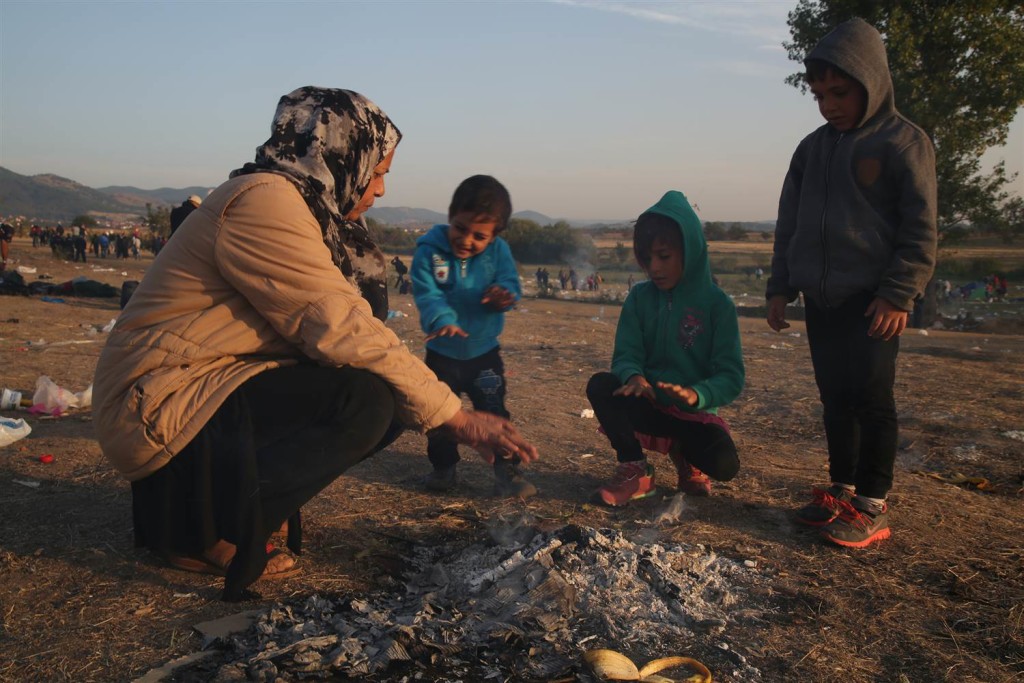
xmin=166 ymin=539 xmax=299 ymax=579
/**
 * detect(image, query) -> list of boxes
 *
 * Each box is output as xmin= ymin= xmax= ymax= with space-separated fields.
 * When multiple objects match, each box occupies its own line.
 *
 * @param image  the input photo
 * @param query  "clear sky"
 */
xmin=1 ymin=1 xmax=1021 ymax=222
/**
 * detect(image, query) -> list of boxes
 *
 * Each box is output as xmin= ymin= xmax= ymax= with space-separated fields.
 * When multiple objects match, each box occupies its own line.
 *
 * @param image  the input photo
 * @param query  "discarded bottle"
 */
xmin=1 ymin=388 xmax=31 ymax=411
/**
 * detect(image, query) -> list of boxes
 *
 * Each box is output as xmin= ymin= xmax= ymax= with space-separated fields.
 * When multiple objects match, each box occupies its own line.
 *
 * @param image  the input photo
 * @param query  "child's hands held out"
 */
xmin=481 ymin=285 xmax=515 ymax=311
xmin=865 ymin=296 xmax=907 ymax=340
xmin=656 ymin=381 xmax=699 ymax=406
xmin=426 ymin=324 xmax=468 ymax=341
xmin=613 ymin=374 xmax=656 ymax=401
xmin=767 ymin=295 xmax=791 ymax=332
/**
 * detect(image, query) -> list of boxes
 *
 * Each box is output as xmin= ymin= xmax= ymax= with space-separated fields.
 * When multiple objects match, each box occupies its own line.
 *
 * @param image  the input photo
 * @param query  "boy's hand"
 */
xmin=437 ymin=409 xmax=539 ymax=465
xmin=425 ymin=324 xmax=468 ymax=341
xmin=613 ymin=374 xmax=656 ymax=401
xmin=865 ymin=297 xmax=908 ymax=340
xmin=767 ymin=295 xmax=791 ymax=332
xmin=656 ymin=382 xmax=699 ymax=406
xmin=481 ymin=285 xmax=515 ymax=311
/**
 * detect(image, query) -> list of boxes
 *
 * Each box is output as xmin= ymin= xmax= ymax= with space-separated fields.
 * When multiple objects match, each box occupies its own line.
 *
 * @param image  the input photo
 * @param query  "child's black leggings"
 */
xmin=586 ymin=372 xmax=739 ymax=481
xmin=804 ymin=292 xmax=900 ymax=499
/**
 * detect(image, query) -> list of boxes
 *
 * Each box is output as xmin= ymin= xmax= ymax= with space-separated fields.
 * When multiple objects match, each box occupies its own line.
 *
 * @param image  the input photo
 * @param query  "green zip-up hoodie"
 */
xmin=612 ymin=191 xmax=745 ymax=413
xmin=767 ymin=17 xmax=937 ymax=311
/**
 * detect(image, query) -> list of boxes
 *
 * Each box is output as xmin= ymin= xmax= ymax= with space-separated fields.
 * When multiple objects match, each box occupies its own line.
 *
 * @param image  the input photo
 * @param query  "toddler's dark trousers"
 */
xmin=586 ymin=372 xmax=739 ymax=481
xmin=425 ymin=347 xmax=509 ymax=470
xmin=804 ymin=292 xmax=900 ymax=499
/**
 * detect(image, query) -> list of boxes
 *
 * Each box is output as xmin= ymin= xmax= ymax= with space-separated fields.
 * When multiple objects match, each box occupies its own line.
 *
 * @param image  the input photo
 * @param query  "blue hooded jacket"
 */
xmin=411 ymin=223 xmax=522 ymax=360
xmin=612 ymin=191 xmax=745 ymax=412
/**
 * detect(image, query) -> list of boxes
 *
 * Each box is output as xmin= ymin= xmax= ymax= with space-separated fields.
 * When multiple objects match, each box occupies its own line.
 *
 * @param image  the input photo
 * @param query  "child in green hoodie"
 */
xmin=586 ymin=191 xmax=745 ymax=507
xmin=767 ymin=18 xmax=937 ymax=548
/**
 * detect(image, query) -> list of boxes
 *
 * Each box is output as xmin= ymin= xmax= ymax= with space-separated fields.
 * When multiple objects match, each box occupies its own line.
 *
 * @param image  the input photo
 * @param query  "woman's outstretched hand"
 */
xmin=436 ymin=409 xmax=539 ymax=465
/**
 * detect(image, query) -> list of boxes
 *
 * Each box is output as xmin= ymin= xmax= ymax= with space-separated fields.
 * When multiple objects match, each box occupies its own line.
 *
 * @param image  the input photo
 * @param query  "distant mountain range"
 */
xmin=0 ymin=166 xmax=774 ymax=230
xmin=0 ymin=166 xmax=215 ymax=222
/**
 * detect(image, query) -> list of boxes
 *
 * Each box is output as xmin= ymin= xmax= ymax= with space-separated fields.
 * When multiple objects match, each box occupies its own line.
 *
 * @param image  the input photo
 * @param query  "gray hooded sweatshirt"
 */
xmin=767 ymin=17 xmax=937 ymax=311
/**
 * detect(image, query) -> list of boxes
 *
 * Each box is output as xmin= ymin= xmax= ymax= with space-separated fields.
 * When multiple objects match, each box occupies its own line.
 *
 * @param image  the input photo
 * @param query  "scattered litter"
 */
xmin=39 ymin=297 xmax=66 ymax=304
xmin=1002 ymin=431 xmax=1024 ymax=443
xmin=16 ymin=265 xmax=37 ymax=274
xmin=386 ymin=310 xmax=406 ymax=320
xmin=769 ymin=344 xmax=793 ymax=351
xmin=580 ymin=453 xmax=595 ymax=458
xmin=28 ymin=376 xmax=93 ymax=416
xmin=1 ymin=388 xmax=27 ymax=410
xmin=12 ymin=479 xmax=40 ymax=488
xmin=788 ymin=332 xmax=801 ymax=338
xmin=918 ymin=329 xmax=929 ymax=336
xmin=38 ymin=454 xmax=54 ymax=464
xmin=580 ymin=408 xmax=595 ymax=419
xmin=0 ymin=417 xmax=32 ymax=448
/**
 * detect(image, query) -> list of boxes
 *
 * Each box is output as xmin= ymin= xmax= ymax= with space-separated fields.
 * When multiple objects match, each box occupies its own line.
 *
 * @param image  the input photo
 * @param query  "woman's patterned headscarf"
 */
xmin=231 ymin=87 xmax=401 ymax=320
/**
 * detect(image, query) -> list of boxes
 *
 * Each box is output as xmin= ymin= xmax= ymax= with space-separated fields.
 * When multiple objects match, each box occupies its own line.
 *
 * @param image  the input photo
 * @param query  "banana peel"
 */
xmin=583 ymin=648 xmax=711 ymax=682
xmin=914 ymin=470 xmax=990 ymax=490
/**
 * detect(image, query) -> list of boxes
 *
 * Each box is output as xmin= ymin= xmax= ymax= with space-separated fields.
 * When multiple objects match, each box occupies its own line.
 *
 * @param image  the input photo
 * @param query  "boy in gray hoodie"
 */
xmin=766 ymin=18 xmax=937 ymax=548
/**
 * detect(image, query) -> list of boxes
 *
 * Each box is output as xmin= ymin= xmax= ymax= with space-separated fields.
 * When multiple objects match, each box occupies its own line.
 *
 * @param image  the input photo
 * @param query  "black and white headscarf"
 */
xmin=231 ymin=87 xmax=401 ymax=320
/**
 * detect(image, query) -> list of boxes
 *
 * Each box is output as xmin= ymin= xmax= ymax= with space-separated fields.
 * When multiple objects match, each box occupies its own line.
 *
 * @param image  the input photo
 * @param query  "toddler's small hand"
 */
xmin=481 ymin=285 xmax=515 ymax=310
xmin=425 ymin=324 xmax=469 ymax=341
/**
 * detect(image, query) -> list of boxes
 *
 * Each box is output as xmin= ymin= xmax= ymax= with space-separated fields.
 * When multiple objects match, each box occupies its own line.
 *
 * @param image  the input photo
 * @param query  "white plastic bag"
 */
xmin=31 ymin=375 xmax=93 ymax=414
xmin=0 ymin=417 xmax=32 ymax=448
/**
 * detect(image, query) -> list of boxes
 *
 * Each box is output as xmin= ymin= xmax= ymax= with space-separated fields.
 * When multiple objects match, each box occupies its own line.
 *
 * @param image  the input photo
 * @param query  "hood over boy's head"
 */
xmin=634 ymin=190 xmax=713 ymax=293
xmin=804 ymin=17 xmax=895 ymax=129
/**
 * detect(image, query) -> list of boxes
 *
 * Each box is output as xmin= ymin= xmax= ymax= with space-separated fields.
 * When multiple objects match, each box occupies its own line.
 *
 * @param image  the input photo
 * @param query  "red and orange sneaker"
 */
xmin=668 ymin=446 xmax=712 ymax=496
xmin=821 ymin=500 xmax=891 ymax=548
xmin=598 ymin=460 xmax=656 ymax=507
xmin=795 ymin=485 xmax=855 ymax=527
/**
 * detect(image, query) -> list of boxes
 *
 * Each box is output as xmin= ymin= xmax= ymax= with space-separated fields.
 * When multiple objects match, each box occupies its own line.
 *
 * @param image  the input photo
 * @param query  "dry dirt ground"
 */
xmin=1 ymin=239 xmax=1022 ymax=682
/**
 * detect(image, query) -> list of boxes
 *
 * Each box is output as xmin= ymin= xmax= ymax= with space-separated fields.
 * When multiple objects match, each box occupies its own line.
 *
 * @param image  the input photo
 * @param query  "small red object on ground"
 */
xmin=39 ymin=454 xmax=54 ymax=464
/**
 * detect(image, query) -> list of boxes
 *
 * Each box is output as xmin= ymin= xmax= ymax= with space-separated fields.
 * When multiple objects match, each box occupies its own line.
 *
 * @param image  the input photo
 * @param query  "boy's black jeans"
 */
xmin=804 ymin=292 xmax=900 ymax=499
xmin=586 ymin=372 xmax=739 ymax=481
xmin=425 ymin=347 xmax=509 ymax=470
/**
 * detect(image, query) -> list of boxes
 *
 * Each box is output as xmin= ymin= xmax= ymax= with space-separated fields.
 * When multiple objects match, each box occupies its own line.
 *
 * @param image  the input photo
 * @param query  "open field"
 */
xmin=0 ymin=238 xmax=1022 ymax=682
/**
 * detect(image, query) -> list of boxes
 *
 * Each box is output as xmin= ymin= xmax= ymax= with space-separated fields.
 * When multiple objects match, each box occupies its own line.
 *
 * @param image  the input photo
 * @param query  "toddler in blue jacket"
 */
xmin=411 ymin=175 xmax=536 ymax=499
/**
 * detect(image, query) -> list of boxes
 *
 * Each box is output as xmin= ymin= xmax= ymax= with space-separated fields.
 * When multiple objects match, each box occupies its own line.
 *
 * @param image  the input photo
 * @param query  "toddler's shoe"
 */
xmin=821 ymin=499 xmax=891 ymax=548
xmin=494 ymin=459 xmax=538 ymax=499
xmin=668 ymin=445 xmax=711 ymax=496
xmin=422 ymin=465 xmax=458 ymax=493
xmin=598 ymin=460 xmax=656 ymax=507
xmin=795 ymin=484 xmax=855 ymax=526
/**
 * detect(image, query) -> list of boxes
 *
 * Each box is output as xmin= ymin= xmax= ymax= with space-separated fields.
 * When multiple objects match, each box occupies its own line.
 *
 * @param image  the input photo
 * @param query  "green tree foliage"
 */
xmin=144 ymin=203 xmax=171 ymax=237
xmin=727 ymin=223 xmax=747 ymax=240
xmin=503 ymin=218 xmax=594 ymax=264
xmin=703 ymin=221 xmax=727 ymax=241
xmin=71 ymin=214 xmax=98 ymax=228
xmin=366 ymin=216 xmax=422 ymax=252
xmin=784 ymin=1 xmax=1024 ymax=238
